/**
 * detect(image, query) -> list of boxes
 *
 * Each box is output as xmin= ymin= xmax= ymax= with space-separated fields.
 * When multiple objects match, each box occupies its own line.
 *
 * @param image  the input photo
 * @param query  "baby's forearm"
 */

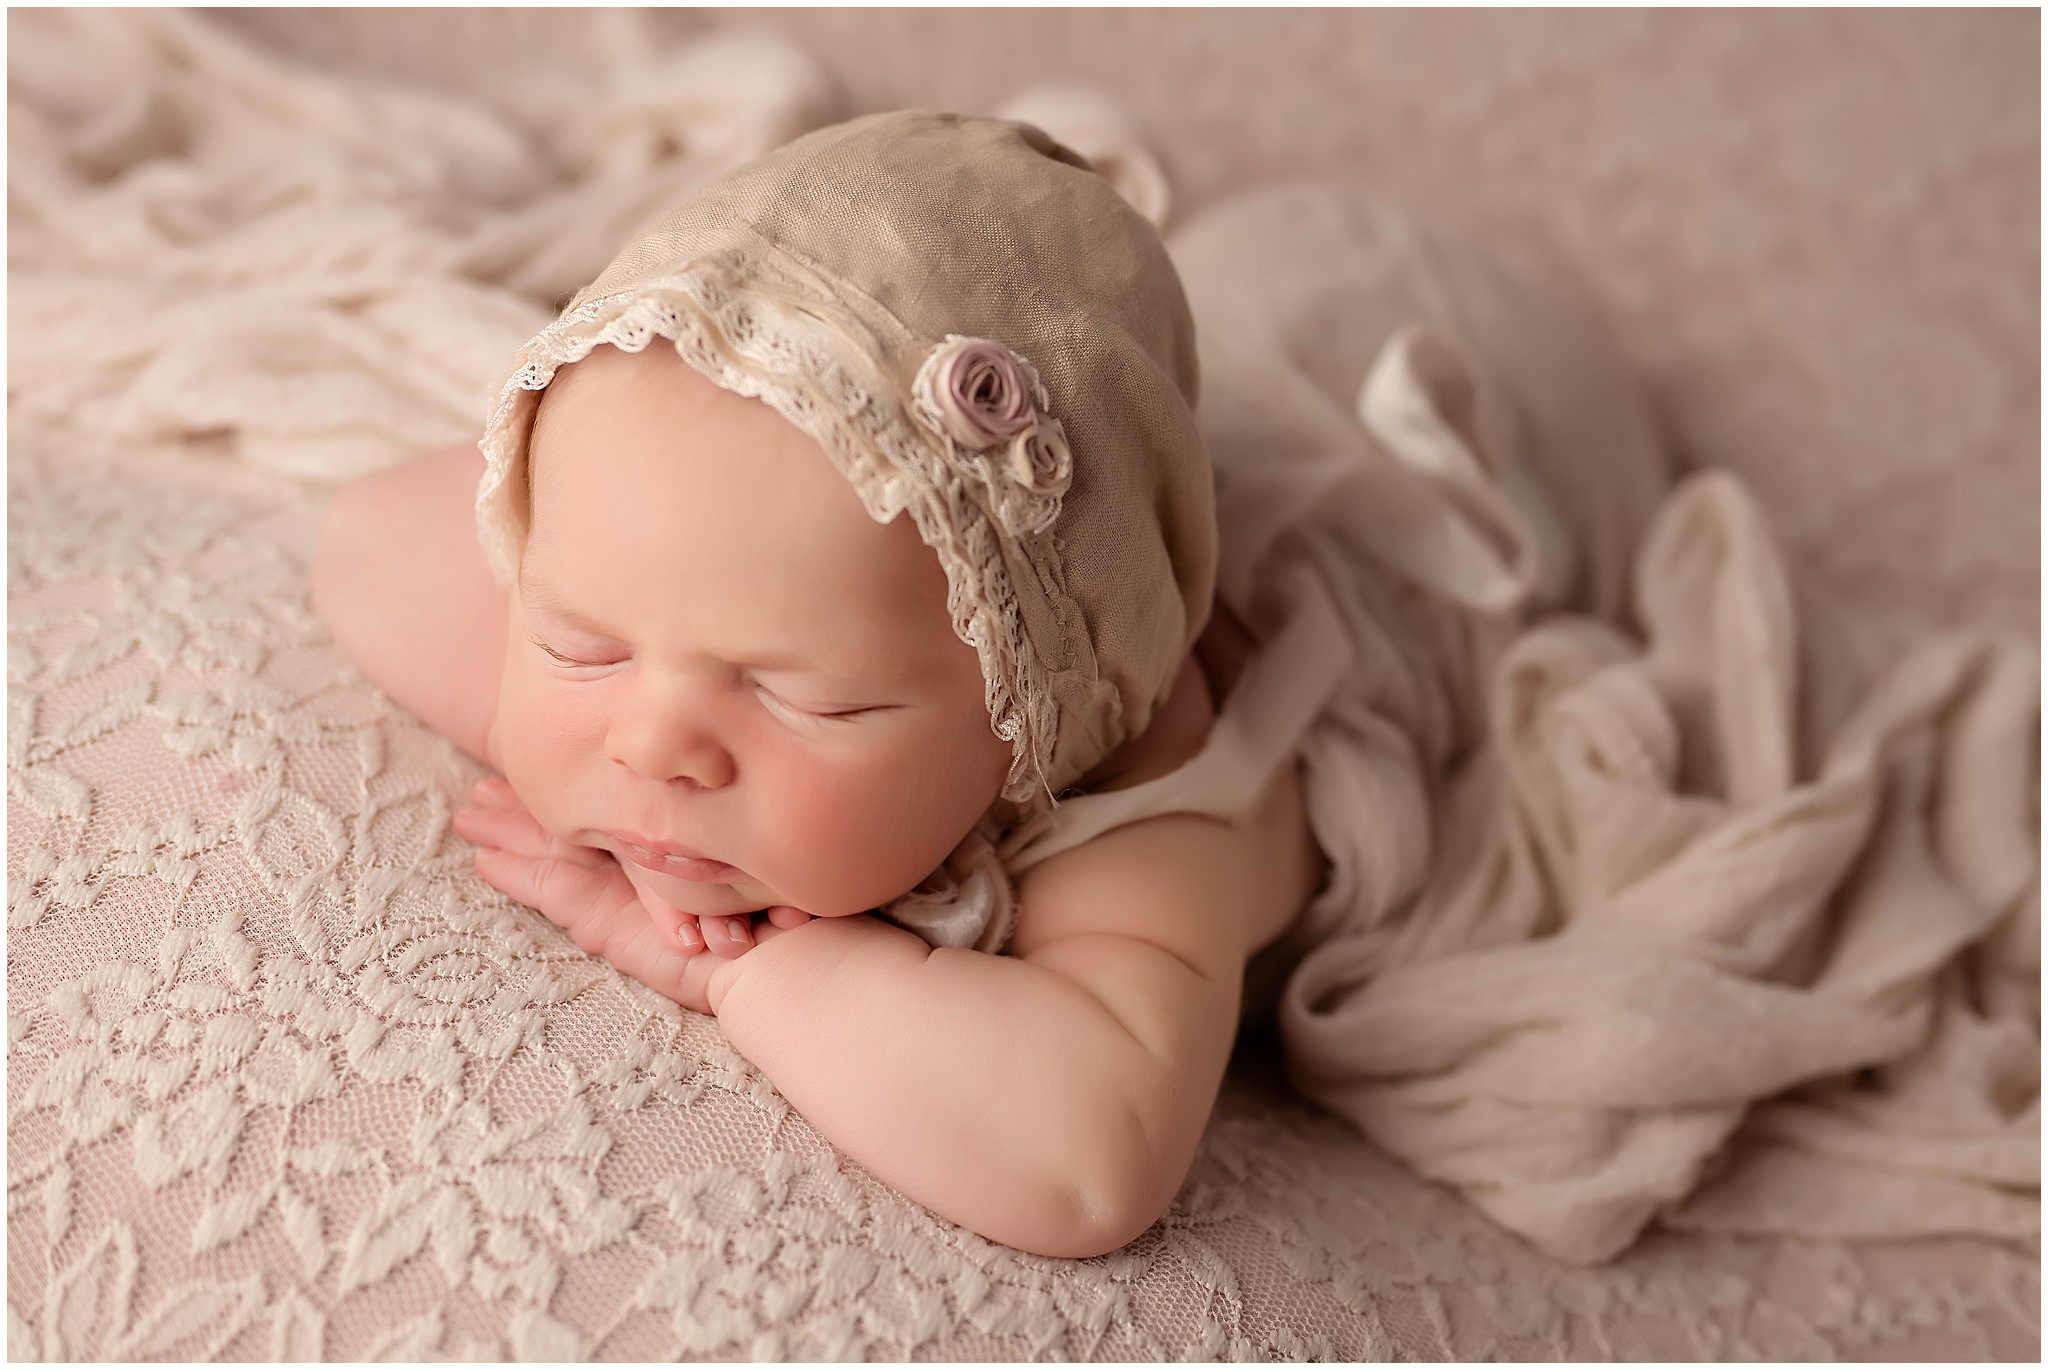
xmin=707 ymin=914 xmax=1238 ymax=1258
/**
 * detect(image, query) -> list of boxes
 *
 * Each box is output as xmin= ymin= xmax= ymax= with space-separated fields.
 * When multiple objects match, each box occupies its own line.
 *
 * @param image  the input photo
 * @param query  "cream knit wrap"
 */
xmin=475 ymin=111 xmax=1214 ymax=809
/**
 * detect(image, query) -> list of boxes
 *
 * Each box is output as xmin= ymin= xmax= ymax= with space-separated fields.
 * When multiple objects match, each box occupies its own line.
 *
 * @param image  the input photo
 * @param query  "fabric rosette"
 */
xmin=1008 ymin=421 xmax=1071 ymax=495
xmin=913 ymin=335 xmax=1073 ymax=527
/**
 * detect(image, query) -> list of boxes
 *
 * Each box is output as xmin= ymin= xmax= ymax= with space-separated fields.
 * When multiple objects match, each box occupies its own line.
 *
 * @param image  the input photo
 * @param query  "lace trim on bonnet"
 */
xmin=474 ymin=249 xmax=1068 ymax=811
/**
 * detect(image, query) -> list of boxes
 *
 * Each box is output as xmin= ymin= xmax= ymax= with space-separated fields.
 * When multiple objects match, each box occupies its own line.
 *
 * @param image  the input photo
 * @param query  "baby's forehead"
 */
xmin=526 ymin=346 xmax=796 ymax=511
xmin=525 ymin=349 xmax=817 ymax=514
xmin=517 ymin=345 xmax=950 ymax=623
xmin=528 ymin=345 xmax=694 ymax=465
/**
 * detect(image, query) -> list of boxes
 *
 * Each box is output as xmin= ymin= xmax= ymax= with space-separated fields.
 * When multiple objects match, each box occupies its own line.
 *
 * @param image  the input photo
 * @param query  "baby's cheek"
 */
xmin=767 ymin=756 xmax=963 ymax=915
xmin=492 ymin=667 xmax=610 ymax=834
xmin=751 ymin=779 xmax=873 ymax=913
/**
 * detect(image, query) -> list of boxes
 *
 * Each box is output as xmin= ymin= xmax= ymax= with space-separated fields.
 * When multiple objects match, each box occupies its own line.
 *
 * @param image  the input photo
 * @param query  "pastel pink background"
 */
xmin=229 ymin=6 xmax=2041 ymax=639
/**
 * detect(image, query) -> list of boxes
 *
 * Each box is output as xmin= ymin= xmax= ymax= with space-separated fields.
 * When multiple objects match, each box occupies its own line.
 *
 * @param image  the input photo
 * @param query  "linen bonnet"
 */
xmin=476 ymin=110 xmax=1215 ymax=808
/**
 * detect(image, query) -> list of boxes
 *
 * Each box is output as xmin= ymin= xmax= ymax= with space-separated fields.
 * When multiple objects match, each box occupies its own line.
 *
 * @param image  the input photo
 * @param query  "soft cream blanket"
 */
xmin=8 ymin=8 xmax=833 ymax=479
xmin=1175 ymin=188 xmax=2039 ymax=1262
xmin=11 ymin=7 xmax=2035 ymax=1270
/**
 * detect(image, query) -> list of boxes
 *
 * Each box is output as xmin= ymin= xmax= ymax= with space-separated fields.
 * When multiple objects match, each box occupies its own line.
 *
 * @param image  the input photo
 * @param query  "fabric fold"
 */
xmin=1274 ymin=468 xmax=2037 ymax=1262
xmin=7 ymin=8 xmax=838 ymax=482
xmin=1170 ymin=184 xmax=2038 ymax=1264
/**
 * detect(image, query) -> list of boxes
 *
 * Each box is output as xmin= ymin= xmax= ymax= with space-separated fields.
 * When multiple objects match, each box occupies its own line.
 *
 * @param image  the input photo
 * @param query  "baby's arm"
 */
xmin=310 ymin=444 xmax=507 ymax=763
xmin=703 ymin=761 xmax=1319 ymax=1257
xmin=471 ymin=766 xmax=1313 ymax=1256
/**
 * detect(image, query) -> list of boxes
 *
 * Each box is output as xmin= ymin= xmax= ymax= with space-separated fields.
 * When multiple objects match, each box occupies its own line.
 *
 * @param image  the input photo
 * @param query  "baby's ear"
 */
xmin=995 ymin=85 xmax=1171 ymax=231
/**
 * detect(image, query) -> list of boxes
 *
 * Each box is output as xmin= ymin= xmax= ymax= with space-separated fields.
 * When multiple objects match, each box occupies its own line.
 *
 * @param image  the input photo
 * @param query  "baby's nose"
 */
xmin=605 ymin=690 xmax=735 ymax=789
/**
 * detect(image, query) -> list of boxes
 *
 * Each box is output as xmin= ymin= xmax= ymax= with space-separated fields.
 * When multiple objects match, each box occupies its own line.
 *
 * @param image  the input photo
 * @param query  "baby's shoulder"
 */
xmin=1010 ymin=690 xmax=1316 ymax=978
xmin=1006 ymin=600 xmax=1314 ymax=970
xmin=1078 ymin=655 xmax=1215 ymax=795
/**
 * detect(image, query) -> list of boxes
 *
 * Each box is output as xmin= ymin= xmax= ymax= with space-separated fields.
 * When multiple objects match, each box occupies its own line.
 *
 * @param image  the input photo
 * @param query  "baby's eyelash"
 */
xmin=532 ymin=636 xmax=606 ymax=667
xmin=753 ymin=684 xmax=885 ymax=724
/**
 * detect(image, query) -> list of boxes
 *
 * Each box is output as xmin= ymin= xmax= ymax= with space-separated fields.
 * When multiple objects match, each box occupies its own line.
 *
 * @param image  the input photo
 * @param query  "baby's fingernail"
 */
xmin=725 ymin=919 xmax=747 ymax=943
xmin=677 ymin=923 xmax=705 ymax=953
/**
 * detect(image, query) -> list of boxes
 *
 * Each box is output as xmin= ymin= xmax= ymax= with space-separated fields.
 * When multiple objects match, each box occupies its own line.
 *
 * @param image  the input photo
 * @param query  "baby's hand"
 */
xmin=621 ymin=873 xmax=813 ymax=960
xmin=452 ymin=779 xmax=810 ymax=1013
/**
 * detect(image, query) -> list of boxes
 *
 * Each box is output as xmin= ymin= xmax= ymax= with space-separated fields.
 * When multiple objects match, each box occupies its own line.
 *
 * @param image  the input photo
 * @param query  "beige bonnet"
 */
xmin=476 ymin=110 xmax=1215 ymax=808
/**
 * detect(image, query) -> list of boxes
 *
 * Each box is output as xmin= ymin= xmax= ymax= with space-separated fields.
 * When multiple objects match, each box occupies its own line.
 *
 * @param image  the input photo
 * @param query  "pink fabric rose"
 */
xmin=1008 ymin=422 xmax=1072 ymax=496
xmin=930 ymin=340 xmax=1037 ymax=449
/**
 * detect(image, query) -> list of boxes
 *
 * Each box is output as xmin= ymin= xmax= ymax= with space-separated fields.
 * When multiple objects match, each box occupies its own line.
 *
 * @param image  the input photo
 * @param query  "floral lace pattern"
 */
xmin=7 ymin=442 xmax=2037 ymax=1360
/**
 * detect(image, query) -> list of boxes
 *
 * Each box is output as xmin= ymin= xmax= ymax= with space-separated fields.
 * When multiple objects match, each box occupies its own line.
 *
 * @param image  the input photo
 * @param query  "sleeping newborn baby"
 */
xmin=317 ymin=107 xmax=2036 ymax=1266
xmin=313 ymin=112 xmax=1321 ymax=1258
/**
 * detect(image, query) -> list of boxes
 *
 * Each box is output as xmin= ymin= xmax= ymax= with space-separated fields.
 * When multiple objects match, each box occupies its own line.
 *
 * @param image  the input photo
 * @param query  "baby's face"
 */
xmin=491 ymin=343 xmax=1014 ymax=925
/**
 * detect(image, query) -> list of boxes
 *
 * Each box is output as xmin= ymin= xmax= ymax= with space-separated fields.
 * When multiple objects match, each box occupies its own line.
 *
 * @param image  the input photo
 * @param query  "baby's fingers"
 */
xmin=472 ymin=848 xmax=634 ymax=952
xmin=751 ymin=905 xmax=816 ymax=949
xmin=699 ymin=914 xmax=755 ymax=958
xmin=454 ymin=801 xmax=608 ymax=867
xmin=624 ymin=881 xmax=710 ymax=956
xmin=642 ymin=899 xmax=707 ymax=956
xmin=469 ymin=776 xmax=524 ymax=810
xmin=474 ymin=849 xmax=707 ymax=1010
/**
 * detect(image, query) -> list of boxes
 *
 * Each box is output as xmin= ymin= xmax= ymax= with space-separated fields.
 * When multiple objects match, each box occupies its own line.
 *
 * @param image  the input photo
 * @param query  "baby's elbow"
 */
xmin=1005 ymin=1112 xmax=1188 ymax=1259
xmin=1051 ymin=1190 xmax=1174 ymax=1260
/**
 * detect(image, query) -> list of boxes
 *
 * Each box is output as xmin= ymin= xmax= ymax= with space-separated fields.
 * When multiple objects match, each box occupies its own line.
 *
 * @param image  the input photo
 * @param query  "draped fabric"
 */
xmin=8 ymin=8 xmax=836 ymax=483
xmin=1169 ymin=186 xmax=2039 ymax=1263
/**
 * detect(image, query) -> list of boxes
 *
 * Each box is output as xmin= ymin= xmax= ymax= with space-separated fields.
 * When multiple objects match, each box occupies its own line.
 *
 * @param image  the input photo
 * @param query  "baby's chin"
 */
xmin=592 ymin=824 xmax=951 ymax=920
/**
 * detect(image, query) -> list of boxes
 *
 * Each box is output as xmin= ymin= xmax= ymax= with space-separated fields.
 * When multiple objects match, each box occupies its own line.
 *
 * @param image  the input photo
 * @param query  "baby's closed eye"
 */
xmin=751 ymin=681 xmax=895 ymax=726
xmin=533 ymin=635 xmax=631 ymax=668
